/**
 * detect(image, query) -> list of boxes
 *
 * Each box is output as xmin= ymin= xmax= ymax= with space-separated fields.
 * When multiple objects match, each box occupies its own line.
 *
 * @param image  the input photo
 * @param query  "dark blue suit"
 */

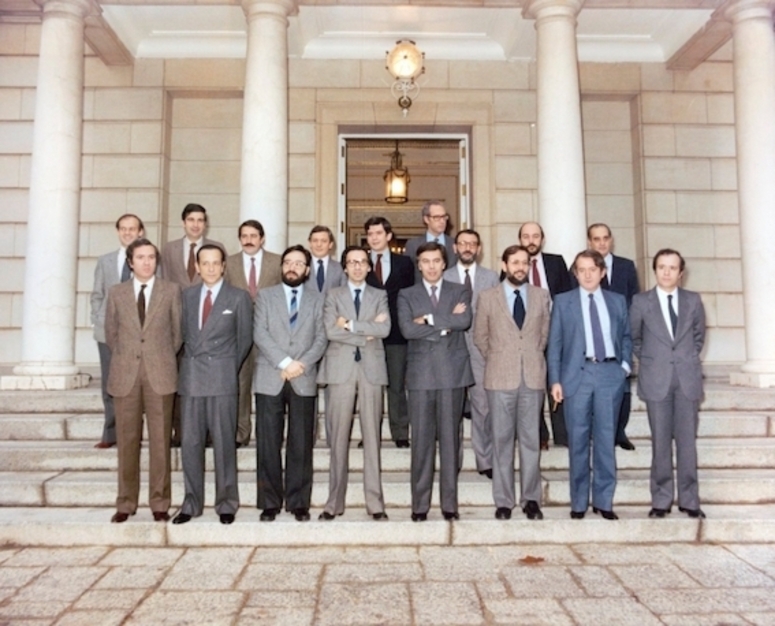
xmin=547 ymin=288 xmax=632 ymax=512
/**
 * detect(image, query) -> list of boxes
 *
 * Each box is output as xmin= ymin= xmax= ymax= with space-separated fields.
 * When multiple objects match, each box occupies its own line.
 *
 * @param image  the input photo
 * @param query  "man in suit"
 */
xmin=318 ymin=246 xmax=391 ymax=521
xmin=403 ymin=200 xmax=458 ymax=281
xmin=173 ymin=245 xmax=253 ymax=526
xmin=398 ymin=242 xmax=473 ymax=521
xmin=519 ymin=221 xmax=572 ymax=449
xmin=224 ymin=219 xmax=282 ymax=447
xmin=105 ymin=238 xmax=182 ymax=523
xmin=630 ymin=248 xmax=706 ymax=519
xmin=253 ymin=245 xmax=327 ymax=522
xmin=90 ymin=213 xmax=144 ymax=449
xmin=365 ymin=216 xmax=415 ymax=447
xmin=548 ymin=250 xmax=632 ymax=520
xmin=443 ymin=229 xmax=499 ymax=477
xmin=308 ymin=225 xmax=347 ymax=294
xmin=572 ymin=223 xmax=640 ymax=450
xmin=474 ymin=245 xmax=550 ymax=520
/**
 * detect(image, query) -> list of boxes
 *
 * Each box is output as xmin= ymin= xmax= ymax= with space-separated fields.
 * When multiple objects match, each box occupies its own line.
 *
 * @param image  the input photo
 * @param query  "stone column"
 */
xmin=240 ymin=0 xmax=296 ymax=253
xmin=726 ymin=0 xmax=775 ymax=387
xmin=2 ymin=0 xmax=94 ymax=390
xmin=523 ymin=0 xmax=587 ymax=262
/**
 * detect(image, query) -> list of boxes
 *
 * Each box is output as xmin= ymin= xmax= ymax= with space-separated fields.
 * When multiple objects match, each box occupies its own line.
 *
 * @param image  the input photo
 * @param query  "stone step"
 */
xmin=0 ymin=503 xmax=773 ymax=547
xmin=3 ymin=468 xmax=773 ymax=509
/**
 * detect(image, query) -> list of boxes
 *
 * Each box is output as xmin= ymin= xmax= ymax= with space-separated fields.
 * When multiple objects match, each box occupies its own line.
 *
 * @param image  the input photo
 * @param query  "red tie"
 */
xmin=531 ymin=259 xmax=541 ymax=288
xmin=374 ymin=253 xmax=383 ymax=285
xmin=202 ymin=289 xmax=212 ymax=328
xmin=248 ymin=257 xmax=257 ymax=299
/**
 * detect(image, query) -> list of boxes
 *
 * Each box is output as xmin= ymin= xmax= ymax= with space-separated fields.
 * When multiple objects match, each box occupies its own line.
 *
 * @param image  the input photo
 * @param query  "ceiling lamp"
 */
xmin=384 ymin=142 xmax=410 ymax=204
xmin=386 ymin=40 xmax=424 ymax=117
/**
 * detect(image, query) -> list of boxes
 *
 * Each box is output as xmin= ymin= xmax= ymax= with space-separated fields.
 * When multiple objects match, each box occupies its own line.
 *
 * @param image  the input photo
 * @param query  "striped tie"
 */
xmin=289 ymin=289 xmax=298 ymax=329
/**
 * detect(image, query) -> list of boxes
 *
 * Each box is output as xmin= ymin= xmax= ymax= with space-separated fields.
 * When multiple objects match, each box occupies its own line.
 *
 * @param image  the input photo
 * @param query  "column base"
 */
xmin=729 ymin=371 xmax=775 ymax=389
xmin=0 ymin=374 xmax=91 ymax=391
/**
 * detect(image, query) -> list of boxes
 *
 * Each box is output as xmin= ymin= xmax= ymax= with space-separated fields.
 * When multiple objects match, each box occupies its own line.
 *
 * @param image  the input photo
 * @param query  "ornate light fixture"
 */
xmin=384 ymin=142 xmax=410 ymax=204
xmin=386 ymin=40 xmax=424 ymax=117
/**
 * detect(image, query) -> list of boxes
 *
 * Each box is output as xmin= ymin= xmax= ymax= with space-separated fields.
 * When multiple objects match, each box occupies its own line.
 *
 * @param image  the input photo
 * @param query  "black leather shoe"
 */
xmin=479 ymin=469 xmax=493 ymax=479
xmin=111 ymin=512 xmax=132 ymax=523
xmin=219 ymin=514 xmax=235 ymax=525
xmin=260 ymin=508 xmax=279 ymax=522
xmin=570 ymin=510 xmax=585 ymax=519
xmin=372 ymin=512 xmax=389 ymax=521
xmin=293 ymin=508 xmax=310 ymax=522
xmin=235 ymin=442 xmax=244 ymax=449
xmin=357 ymin=441 xmax=364 ymax=449
xmin=648 ymin=508 xmax=669 ymax=518
xmin=395 ymin=439 xmax=410 ymax=448
xmin=593 ymin=507 xmax=619 ymax=520
xmin=679 ymin=506 xmax=706 ymax=519
xmin=170 ymin=440 xmax=181 ymax=448
xmin=153 ymin=511 xmax=170 ymax=522
xmin=411 ymin=512 xmax=427 ymax=522
xmin=617 ymin=438 xmax=636 ymax=451
xmin=523 ymin=501 xmax=544 ymax=520
xmin=442 ymin=511 xmax=459 ymax=521
xmin=318 ymin=511 xmax=336 ymax=521
xmin=540 ymin=441 xmax=550 ymax=451
xmin=495 ymin=507 xmax=511 ymax=520
xmin=172 ymin=513 xmax=191 ymax=525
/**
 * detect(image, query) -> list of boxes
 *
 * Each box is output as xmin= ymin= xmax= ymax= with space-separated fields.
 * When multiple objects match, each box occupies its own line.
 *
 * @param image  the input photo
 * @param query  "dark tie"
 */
xmin=668 ymin=294 xmax=678 ymax=338
xmin=601 ymin=274 xmax=610 ymax=290
xmin=187 ymin=243 xmax=196 ymax=282
xmin=464 ymin=269 xmax=472 ymax=292
xmin=531 ymin=259 xmax=541 ymax=288
xmin=121 ymin=258 xmax=131 ymax=282
xmin=430 ymin=285 xmax=438 ymax=310
xmin=374 ymin=253 xmax=383 ymax=285
xmin=589 ymin=293 xmax=606 ymax=362
xmin=248 ymin=257 xmax=257 ymax=300
xmin=354 ymin=288 xmax=362 ymax=362
xmin=202 ymin=289 xmax=213 ymax=328
xmin=513 ymin=289 xmax=525 ymax=329
xmin=137 ymin=284 xmax=147 ymax=327
xmin=289 ymin=289 xmax=298 ymax=329
xmin=317 ymin=259 xmax=325 ymax=292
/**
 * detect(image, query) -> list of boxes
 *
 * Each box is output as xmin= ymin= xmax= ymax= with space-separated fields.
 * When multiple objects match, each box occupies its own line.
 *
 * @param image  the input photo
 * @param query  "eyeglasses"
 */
xmin=282 ymin=260 xmax=307 ymax=269
xmin=427 ymin=214 xmax=449 ymax=221
xmin=455 ymin=241 xmax=479 ymax=249
xmin=346 ymin=260 xmax=369 ymax=267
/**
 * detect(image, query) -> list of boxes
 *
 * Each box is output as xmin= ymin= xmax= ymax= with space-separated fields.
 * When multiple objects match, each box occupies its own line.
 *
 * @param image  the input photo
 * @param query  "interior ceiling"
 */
xmin=347 ymin=139 xmax=460 ymax=177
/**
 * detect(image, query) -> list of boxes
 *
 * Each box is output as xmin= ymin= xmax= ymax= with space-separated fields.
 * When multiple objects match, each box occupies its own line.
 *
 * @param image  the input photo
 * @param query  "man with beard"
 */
xmin=442 ymin=229 xmax=499 ymax=478
xmin=474 ymin=245 xmax=550 ymax=520
xmin=224 ymin=220 xmax=282 ymax=447
xmin=253 ymin=245 xmax=327 ymax=522
xmin=519 ymin=221 xmax=572 ymax=449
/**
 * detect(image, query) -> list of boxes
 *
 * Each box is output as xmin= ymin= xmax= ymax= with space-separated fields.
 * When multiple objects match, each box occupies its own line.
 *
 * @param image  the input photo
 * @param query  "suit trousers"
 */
xmin=112 ymin=361 xmax=173 ymax=514
xmin=180 ymin=395 xmax=240 ymax=517
xmin=385 ymin=343 xmax=409 ymax=441
xmin=409 ymin=387 xmax=465 ymax=514
xmin=468 ymin=346 xmax=492 ymax=472
xmin=323 ymin=366 xmax=386 ymax=516
xmin=255 ymin=383 xmax=316 ymax=511
xmin=646 ymin=368 xmax=700 ymax=510
xmin=616 ymin=390 xmax=632 ymax=444
xmin=236 ymin=345 xmax=256 ymax=446
xmin=563 ymin=362 xmax=625 ymax=513
xmin=97 ymin=341 xmax=117 ymax=445
xmin=540 ymin=390 xmax=568 ymax=447
xmin=488 ymin=382 xmax=543 ymax=510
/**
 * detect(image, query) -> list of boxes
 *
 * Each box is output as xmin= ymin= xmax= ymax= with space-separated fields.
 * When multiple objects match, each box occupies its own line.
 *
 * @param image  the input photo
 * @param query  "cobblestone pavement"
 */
xmin=1 ymin=542 xmax=775 ymax=625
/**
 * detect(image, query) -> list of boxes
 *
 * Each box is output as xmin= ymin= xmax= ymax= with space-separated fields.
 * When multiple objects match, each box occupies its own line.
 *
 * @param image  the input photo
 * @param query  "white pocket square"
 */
xmin=223 ymin=309 xmax=233 ymax=315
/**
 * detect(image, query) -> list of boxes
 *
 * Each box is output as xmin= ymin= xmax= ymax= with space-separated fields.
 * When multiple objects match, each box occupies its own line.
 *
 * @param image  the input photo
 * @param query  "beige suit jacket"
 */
xmin=105 ymin=278 xmax=183 ymax=397
xmin=224 ymin=250 xmax=282 ymax=296
xmin=473 ymin=283 xmax=550 ymax=391
xmin=160 ymin=236 xmax=225 ymax=289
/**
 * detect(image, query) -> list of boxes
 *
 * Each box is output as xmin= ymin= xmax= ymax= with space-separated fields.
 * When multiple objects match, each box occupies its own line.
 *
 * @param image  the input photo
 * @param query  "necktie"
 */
xmin=374 ymin=254 xmax=383 ymax=285
xmin=513 ymin=289 xmax=525 ymax=329
xmin=137 ymin=284 xmax=147 ymax=327
xmin=187 ymin=243 xmax=196 ymax=282
xmin=601 ymin=274 xmax=610 ymax=290
xmin=121 ymin=257 xmax=131 ymax=282
xmin=668 ymin=294 xmax=678 ymax=338
xmin=589 ymin=293 xmax=606 ymax=362
xmin=430 ymin=285 xmax=439 ymax=309
xmin=531 ymin=259 xmax=541 ymax=288
xmin=464 ymin=269 xmax=472 ymax=292
xmin=248 ymin=257 xmax=257 ymax=300
xmin=317 ymin=259 xmax=325 ymax=292
xmin=202 ymin=289 xmax=212 ymax=328
xmin=354 ymin=288 xmax=362 ymax=362
xmin=289 ymin=289 xmax=298 ymax=329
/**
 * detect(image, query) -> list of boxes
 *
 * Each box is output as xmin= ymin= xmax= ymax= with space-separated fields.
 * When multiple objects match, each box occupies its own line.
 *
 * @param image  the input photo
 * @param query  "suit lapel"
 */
xmin=200 ymin=284 xmax=229 ymax=338
xmin=141 ymin=281 xmax=164 ymax=329
xmin=674 ymin=288 xmax=692 ymax=343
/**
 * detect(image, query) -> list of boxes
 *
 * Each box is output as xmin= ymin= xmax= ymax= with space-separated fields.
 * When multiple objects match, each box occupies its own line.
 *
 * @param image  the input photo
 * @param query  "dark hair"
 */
xmin=341 ymin=245 xmax=372 ymax=269
xmin=115 ymin=213 xmax=145 ymax=232
xmin=652 ymin=248 xmax=686 ymax=272
xmin=364 ymin=216 xmax=393 ymax=236
xmin=282 ymin=244 xmax=312 ymax=268
xmin=501 ymin=244 xmax=531 ymax=264
xmin=518 ymin=222 xmax=545 ymax=240
xmin=181 ymin=203 xmax=207 ymax=221
xmin=196 ymin=243 xmax=225 ymax=263
xmin=587 ymin=223 xmax=612 ymax=239
xmin=308 ymin=225 xmax=334 ymax=243
xmin=455 ymin=229 xmax=480 ymax=245
xmin=239 ymin=219 xmax=265 ymax=238
xmin=416 ymin=241 xmax=448 ymax=264
xmin=572 ymin=249 xmax=606 ymax=273
xmin=126 ymin=237 xmax=159 ymax=265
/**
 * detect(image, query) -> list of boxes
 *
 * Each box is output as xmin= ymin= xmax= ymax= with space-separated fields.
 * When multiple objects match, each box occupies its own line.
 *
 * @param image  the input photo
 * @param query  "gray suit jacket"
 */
xmin=443 ymin=263 xmax=500 ymax=359
xmin=404 ymin=234 xmax=458 ymax=282
xmin=160 ymin=236 xmax=225 ymax=289
xmin=179 ymin=282 xmax=253 ymax=398
xmin=311 ymin=257 xmax=347 ymax=294
xmin=91 ymin=249 xmax=122 ymax=343
xmin=253 ymin=283 xmax=327 ymax=397
xmin=317 ymin=285 xmax=390 ymax=386
xmin=630 ymin=287 xmax=705 ymax=402
xmin=397 ymin=280 xmax=474 ymax=391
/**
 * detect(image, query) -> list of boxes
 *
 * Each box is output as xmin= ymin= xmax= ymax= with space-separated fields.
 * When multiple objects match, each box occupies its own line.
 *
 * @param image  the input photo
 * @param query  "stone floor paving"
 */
xmin=1 ymin=542 xmax=774 ymax=625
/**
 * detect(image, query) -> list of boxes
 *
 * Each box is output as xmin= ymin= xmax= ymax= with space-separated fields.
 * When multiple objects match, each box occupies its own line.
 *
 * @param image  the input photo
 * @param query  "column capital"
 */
xmin=39 ymin=0 xmax=100 ymax=20
xmin=522 ymin=0 xmax=584 ymax=21
xmin=722 ymin=0 xmax=775 ymax=24
xmin=242 ymin=0 xmax=297 ymax=21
